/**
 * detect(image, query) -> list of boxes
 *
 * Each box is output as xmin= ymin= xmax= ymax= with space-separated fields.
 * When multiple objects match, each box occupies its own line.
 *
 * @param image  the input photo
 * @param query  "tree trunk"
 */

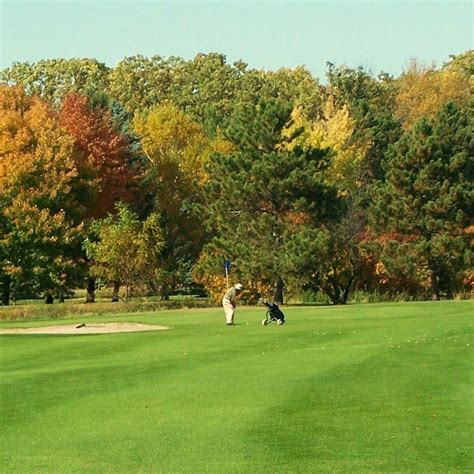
xmin=160 ymin=284 xmax=170 ymax=301
xmin=86 ymin=277 xmax=96 ymax=303
xmin=430 ymin=270 xmax=440 ymax=301
xmin=1 ymin=275 xmax=11 ymax=306
xmin=44 ymin=291 xmax=54 ymax=304
xmin=323 ymin=286 xmax=337 ymax=305
xmin=111 ymin=280 xmax=120 ymax=302
xmin=274 ymin=277 xmax=284 ymax=305
xmin=58 ymin=291 xmax=65 ymax=303
xmin=341 ymin=276 xmax=355 ymax=305
xmin=324 ymin=277 xmax=342 ymax=305
xmin=172 ymin=274 xmax=177 ymax=294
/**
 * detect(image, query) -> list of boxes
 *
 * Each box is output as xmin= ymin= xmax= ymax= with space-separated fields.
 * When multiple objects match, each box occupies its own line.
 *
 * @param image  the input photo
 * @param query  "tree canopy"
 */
xmin=1 ymin=50 xmax=472 ymax=304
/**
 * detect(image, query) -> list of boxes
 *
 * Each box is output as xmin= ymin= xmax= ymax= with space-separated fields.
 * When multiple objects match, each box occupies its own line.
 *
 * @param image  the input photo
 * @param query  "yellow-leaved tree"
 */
xmin=395 ymin=59 xmax=470 ymax=130
xmin=282 ymin=97 xmax=368 ymax=193
xmin=133 ymin=104 xmax=232 ymax=297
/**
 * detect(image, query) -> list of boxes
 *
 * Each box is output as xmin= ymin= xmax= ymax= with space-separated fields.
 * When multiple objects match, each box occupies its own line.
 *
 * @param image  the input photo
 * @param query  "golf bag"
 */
xmin=262 ymin=301 xmax=285 ymax=326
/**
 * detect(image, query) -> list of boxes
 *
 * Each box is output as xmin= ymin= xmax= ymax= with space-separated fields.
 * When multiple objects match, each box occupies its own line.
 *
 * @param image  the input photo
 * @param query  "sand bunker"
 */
xmin=0 ymin=322 xmax=169 ymax=335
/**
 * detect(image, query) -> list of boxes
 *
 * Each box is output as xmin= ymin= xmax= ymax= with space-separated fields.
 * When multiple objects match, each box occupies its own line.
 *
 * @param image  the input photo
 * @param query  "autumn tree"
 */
xmin=133 ymin=104 xmax=226 ymax=297
xmin=59 ymin=92 xmax=137 ymax=218
xmin=443 ymin=50 xmax=474 ymax=78
xmin=395 ymin=59 xmax=470 ymax=130
xmin=282 ymin=98 xmax=367 ymax=193
xmin=109 ymin=53 xmax=327 ymax=137
xmin=84 ymin=203 xmax=164 ymax=300
xmin=57 ymin=92 xmax=140 ymax=302
xmin=2 ymin=51 xmax=472 ymax=303
xmin=0 ymin=86 xmax=84 ymax=303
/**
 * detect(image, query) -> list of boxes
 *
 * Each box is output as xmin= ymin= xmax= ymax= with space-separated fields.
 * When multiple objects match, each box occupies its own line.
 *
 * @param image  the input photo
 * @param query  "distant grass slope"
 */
xmin=0 ymin=301 xmax=472 ymax=472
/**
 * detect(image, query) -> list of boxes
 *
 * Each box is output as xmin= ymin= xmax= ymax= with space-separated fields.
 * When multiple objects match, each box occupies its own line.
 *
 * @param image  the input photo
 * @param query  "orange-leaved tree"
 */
xmin=0 ymin=85 xmax=84 ymax=303
xmin=58 ymin=93 xmax=140 ymax=302
xmin=59 ymin=93 xmax=138 ymax=219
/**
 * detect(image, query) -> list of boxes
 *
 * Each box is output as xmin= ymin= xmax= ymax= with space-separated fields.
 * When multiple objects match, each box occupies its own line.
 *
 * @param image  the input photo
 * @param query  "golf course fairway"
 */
xmin=1 ymin=300 xmax=472 ymax=472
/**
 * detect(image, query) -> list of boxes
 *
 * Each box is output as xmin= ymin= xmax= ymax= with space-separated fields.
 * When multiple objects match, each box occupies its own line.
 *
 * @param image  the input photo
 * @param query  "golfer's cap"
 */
xmin=235 ymin=283 xmax=243 ymax=290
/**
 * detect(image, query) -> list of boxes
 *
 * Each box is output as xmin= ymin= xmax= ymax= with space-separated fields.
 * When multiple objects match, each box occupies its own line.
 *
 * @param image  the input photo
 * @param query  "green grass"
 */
xmin=1 ymin=301 xmax=472 ymax=473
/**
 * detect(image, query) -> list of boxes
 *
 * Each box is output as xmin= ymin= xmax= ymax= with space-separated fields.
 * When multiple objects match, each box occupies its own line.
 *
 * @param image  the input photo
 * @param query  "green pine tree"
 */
xmin=195 ymin=99 xmax=342 ymax=302
xmin=370 ymin=102 xmax=473 ymax=299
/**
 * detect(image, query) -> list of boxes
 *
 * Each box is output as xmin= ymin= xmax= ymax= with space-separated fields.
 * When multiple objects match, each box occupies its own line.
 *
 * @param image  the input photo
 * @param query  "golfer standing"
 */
xmin=222 ymin=283 xmax=243 ymax=326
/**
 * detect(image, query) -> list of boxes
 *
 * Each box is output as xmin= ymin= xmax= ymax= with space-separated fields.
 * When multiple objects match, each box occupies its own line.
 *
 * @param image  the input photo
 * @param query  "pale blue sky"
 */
xmin=1 ymin=1 xmax=472 ymax=80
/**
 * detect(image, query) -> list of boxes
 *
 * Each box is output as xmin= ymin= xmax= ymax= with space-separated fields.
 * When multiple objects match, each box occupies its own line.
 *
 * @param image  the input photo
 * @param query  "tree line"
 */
xmin=0 ymin=51 xmax=472 ymax=305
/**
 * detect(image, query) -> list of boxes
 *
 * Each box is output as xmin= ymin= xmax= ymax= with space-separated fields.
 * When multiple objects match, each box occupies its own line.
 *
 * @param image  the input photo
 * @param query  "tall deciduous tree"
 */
xmin=58 ymin=92 xmax=139 ymax=301
xmin=324 ymin=62 xmax=402 ymax=184
xmin=0 ymin=86 xmax=84 ymax=303
xmin=109 ymin=53 xmax=325 ymax=136
xmin=442 ymin=50 xmax=474 ymax=79
xmin=282 ymin=98 xmax=367 ymax=193
xmin=1 ymin=58 xmax=110 ymax=104
xmin=84 ymin=203 xmax=164 ymax=299
xmin=133 ymin=104 xmax=224 ymax=297
xmin=395 ymin=59 xmax=470 ymax=130
xmin=260 ymin=66 xmax=325 ymax=120
xmin=59 ymin=93 xmax=137 ymax=218
xmin=109 ymin=55 xmax=186 ymax=115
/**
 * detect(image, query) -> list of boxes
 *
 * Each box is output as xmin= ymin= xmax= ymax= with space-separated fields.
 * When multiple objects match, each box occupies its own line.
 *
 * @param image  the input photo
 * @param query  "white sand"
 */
xmin=0 ymin=322 xmax=169 ymax=335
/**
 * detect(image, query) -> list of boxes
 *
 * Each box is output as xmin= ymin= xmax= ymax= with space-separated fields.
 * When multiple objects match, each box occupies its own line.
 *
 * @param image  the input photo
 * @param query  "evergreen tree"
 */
xmin=370 ymin=102 xmax=473 ymax=300
xmin=194 ymin=99 xmax=342 ymax=301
